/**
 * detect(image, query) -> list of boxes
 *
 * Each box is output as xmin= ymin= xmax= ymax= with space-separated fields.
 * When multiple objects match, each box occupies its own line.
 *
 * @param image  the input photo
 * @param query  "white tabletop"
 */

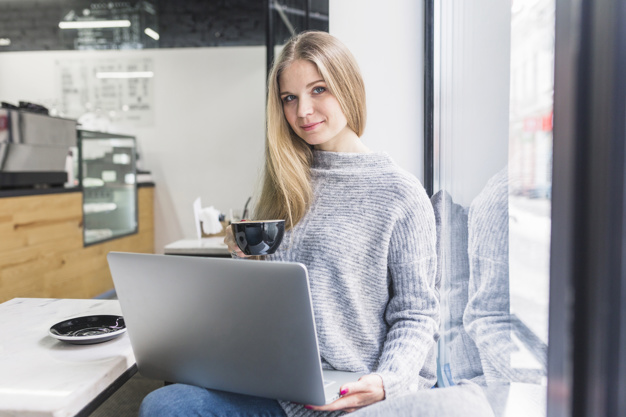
xmin=163 ymin=237 xmax=230 ymax=256
xmin=0 ymin=298 xmax=136 ymax=417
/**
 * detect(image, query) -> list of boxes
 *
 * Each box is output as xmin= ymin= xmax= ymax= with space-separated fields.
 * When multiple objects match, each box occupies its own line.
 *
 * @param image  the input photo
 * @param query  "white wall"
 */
xmin=0 ymin=47 xmax=267 ymax=253
xmin=329 ymin=0 xmax=424 ymax=181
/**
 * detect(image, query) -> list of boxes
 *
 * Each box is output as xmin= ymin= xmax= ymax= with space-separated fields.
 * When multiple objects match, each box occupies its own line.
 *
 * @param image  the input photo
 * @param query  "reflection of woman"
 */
xmin=464 ymin=167 xmax=546 ymax=384
xmin=141 ymin=31 xmax=439 ymax=416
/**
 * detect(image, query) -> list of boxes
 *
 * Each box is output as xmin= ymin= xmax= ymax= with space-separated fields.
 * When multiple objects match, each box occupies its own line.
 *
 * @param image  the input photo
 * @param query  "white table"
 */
xmin=0 ymin=298 xmax=137 ymax=417
xmin=163 ymin=237 xmax=230 ymax=257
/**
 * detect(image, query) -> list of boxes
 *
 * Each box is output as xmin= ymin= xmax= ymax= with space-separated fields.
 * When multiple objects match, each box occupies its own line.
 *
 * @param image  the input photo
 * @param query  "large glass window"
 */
xmin=434 ymin=0 xmax=553 ymax=414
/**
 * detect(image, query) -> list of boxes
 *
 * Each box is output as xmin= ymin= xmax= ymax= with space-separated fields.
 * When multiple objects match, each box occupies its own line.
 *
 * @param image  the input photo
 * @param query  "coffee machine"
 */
xmin=0 ymin=104 xmax=77 ymax=189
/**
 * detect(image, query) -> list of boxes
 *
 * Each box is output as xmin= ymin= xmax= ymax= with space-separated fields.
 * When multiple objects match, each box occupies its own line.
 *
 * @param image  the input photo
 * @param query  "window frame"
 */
xmin=549 ymin=0 xmax=626 ymax=416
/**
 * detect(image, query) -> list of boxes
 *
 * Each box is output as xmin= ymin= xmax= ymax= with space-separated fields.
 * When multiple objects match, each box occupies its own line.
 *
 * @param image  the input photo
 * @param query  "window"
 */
xmin=433 ymin=0 xmax=553 ymax=413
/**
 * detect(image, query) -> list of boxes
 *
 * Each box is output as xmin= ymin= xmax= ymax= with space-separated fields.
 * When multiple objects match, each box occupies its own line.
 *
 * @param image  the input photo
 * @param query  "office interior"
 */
xmin=0 ymin=0 xmax=624 ymax=416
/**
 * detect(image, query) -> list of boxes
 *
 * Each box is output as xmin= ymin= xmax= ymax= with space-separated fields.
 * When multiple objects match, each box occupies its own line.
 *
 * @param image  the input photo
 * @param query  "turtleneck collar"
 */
xmin=311 ymin=150 xmax=393 ymax=171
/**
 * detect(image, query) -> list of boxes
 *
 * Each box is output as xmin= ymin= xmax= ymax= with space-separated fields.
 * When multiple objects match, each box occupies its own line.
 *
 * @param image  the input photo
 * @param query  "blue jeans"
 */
xmin=139 ymin=384 xmax=287 ymax=417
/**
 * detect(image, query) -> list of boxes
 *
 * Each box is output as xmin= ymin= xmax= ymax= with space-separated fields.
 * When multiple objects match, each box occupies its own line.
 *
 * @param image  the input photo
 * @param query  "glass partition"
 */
xmin=433 ymin=0 xmax=554 ymax=414
xmin=79 ymin=129 xmax=137 ymax=246
xmin=0 ymin=0 xmax=266 ymax=52
xmin=266 ymin=0 xmax=329 ymax=74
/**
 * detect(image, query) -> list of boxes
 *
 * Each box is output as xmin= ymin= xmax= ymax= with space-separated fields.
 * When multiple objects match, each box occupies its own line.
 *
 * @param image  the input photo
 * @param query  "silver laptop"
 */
xmin=107 ymin=252 xmax=364 ymax=405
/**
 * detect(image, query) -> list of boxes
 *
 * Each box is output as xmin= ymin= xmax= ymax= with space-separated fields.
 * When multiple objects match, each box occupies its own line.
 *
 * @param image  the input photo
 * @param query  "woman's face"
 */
xmin=279 ymin=60 xmax=354 ymax=151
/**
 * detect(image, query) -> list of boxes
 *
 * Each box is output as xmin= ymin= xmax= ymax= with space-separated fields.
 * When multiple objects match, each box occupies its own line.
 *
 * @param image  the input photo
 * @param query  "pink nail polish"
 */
xmin=340 ymin=388 xmax=348 ymax=395
xmin=304 ymin=405 xmax=313 ymax=409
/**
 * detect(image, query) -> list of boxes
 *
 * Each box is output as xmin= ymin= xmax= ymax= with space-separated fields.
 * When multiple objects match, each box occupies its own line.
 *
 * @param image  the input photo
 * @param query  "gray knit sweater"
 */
xmin=268 ymin=150 xmax=440 ymax=417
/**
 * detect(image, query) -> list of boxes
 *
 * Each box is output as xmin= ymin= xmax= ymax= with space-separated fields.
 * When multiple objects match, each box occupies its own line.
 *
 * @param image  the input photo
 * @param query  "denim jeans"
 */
xmin=139 ymin=383 xmax=287 ymax=417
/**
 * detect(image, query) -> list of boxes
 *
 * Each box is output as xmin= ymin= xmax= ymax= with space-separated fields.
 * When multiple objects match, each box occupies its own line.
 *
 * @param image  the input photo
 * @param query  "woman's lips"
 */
xmin=301 ymin=121 xmax=323 ymax=132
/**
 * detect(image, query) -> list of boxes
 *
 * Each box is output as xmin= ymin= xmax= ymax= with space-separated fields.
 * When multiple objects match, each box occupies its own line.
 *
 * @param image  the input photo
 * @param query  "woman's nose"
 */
xmin=297 ymin=97 xmax=314 ymax=118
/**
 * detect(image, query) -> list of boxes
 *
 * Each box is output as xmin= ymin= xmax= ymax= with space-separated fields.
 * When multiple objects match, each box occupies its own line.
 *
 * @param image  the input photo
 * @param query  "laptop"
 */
xmin=107 ymin=252 xmax=364 ymax=405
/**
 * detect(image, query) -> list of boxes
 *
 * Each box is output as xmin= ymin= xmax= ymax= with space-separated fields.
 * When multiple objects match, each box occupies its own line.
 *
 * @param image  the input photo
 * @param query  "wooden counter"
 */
xmin=0 ymin=186 xmax=154 ymax=303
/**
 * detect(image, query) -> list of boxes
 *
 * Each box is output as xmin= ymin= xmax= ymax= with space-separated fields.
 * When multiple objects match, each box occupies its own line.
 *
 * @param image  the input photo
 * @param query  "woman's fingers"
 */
xmin=305 ymin=392 xmax=370 ymax=412
xmin=305 ymin=374 xmax=385 ymax=412
xmin=224 ymin=224 xmax=250 ymax=258
xmin=223 ymin=227 xmax=237 ymax=251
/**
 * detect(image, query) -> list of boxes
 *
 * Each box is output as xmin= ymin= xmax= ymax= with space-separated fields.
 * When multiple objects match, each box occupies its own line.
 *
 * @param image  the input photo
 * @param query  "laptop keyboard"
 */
xmin=323 ymin=379 xmax=336 ymax=388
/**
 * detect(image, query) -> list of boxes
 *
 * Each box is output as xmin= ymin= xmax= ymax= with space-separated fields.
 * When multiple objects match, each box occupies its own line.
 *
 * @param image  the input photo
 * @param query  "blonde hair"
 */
xmin=255 ymin=31 xmax=367 ymax=229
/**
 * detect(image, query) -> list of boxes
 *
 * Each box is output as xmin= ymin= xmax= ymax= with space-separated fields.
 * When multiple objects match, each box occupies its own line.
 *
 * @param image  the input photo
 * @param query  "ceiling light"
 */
xmin=144 ymin=28 xmax=160 ymax=40
xmin=0 ymin=38 xmax=10 ymax=46
xmin=96 ymin=71 xmax=154 ymax=79
xmin=58 ymin=20 xmax=131 ymax=29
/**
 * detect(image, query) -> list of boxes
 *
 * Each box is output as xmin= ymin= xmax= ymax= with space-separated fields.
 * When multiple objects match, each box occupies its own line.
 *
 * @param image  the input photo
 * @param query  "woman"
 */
xmin=140 ymin=31 xmax=439 ymax=416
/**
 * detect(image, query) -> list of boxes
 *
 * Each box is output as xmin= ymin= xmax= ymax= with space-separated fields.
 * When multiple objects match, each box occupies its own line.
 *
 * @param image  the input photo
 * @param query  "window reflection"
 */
xmin=435 ymin=0 xmax=553 ymax=414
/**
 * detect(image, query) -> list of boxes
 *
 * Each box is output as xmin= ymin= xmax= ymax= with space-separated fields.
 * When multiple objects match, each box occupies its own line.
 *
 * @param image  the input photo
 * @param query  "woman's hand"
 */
xmin=305 ymin=374 xmax=385 ymax=413
xmin=223 ymin=223 xmax=249 ymax=258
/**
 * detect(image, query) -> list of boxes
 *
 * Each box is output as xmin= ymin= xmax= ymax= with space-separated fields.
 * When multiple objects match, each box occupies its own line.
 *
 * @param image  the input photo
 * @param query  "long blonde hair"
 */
xmin=255 ymin=31 xmax=367 ymax=229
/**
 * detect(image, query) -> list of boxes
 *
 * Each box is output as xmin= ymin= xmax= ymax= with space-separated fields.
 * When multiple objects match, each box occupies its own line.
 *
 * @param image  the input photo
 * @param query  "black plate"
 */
xmin=49 ymin=315 xmax=126 ymax=345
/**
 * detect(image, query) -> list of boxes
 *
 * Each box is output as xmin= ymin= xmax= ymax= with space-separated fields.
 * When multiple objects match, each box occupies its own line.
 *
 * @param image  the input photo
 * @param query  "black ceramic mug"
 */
xmin=231 ymin=220 xmax=285 ymax=256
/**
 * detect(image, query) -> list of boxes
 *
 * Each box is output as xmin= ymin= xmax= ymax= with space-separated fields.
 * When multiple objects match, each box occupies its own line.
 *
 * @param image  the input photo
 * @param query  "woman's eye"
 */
xmin=313 ymin=86 xmax=326 ymax=94
xmin=282 ymin=95 xmax=296 ymax=103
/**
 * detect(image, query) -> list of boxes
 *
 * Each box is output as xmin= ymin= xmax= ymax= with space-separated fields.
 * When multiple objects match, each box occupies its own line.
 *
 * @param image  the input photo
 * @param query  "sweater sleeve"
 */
xmin=373 ymin=184 xmax=440 ymax=398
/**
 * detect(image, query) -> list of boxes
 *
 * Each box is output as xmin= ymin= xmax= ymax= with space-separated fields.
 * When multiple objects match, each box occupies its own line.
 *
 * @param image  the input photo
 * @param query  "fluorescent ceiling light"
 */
xmin=96 ymin=71 xmax=154 ymax=79
xmin=58 ymin=20 xmax=131 ymax=29
xmin=144 ymin=28 xmax=160 ymax=40
xmin=0 ymin=38 xmax=10 ymax=46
